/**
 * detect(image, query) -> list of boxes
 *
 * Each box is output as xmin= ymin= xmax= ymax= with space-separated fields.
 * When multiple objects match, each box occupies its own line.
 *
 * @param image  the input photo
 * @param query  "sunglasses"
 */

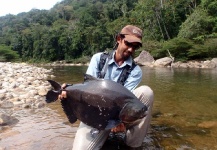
xmin=123 ymin=40 xmax=141 ymax=50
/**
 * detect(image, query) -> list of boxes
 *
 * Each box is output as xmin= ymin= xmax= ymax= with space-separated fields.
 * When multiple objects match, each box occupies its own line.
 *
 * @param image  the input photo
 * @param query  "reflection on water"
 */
xmin=140 ymin=67 xmax=217 ymax=149
xmin=50 ymin=66 xmax=88 ymax=84
xmin=1 ymin=66 xmax=217 ymax=149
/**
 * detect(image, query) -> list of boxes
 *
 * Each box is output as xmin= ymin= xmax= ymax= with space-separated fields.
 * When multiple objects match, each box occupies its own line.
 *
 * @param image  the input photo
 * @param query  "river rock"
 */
xmin=16 ymin=77 xmax=25 ymax=82
xmin=154 ymin=57 xmax=173 ymax=67
xmin=188 ymin=61 xmax=202 ymax=68
xmin=9 ymin=97 xmax=20 ymax=102
xmin=26 ymin=76 xmax=35 ymax=82
xmin=171 ymin=61 xmax=182 ymax=68
xmin=0 ymin=113 xmax=11 ymax=125
xmin=0 ymin=101 xmax=14 ymax=108
xmin=201 ymin=60 xmax=216 ymax=68
xmin=0 ymin=89 xmax=7 ymax=94
xmin=19 ymin=93 xmax=31 ymax=100
xmin=134 ymin=50 xmax=155 ymax=66
xmin=18 ymin=84 xmax=27 ymax=89
xmin=9 ymin=82 xmax=17 ymax=89
xmin=2 ymin=82 xmax=9 ymax=88
xmin=0 ymin=62 xmax=52 ymax=112
xmin=211 ymin=58 xmax=217 ymax=65
xmin=28 ymin=90 xmax=38 ymax=96
xmin=198 ymin=121 xmax=217 ymax=129
xmin=179 ymin=63 xmax=188 ymax=68
xmin=36 ymin=101 xmax=46 ymax=108
xmin=0 ymin=94 xmax=5 ymax=101
xmin=13 ymin=101 xmax=25 ymax=107
xmin=22 ymin=104 xmax=31 ymax=109
xmin=32 ymin=80 xmax=41 ymax=86
xmin=38 ymin=87 xmax=48 ymax=96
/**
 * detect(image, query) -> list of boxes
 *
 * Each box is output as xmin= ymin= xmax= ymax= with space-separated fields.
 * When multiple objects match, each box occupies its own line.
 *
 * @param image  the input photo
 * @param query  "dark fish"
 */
xmin=46 ymin=74 xmax=147 ymax=131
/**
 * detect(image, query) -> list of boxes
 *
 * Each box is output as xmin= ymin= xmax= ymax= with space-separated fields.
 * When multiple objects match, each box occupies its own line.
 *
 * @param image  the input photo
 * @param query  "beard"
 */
xmin=122 ymin=51 xmax=133 ymax=60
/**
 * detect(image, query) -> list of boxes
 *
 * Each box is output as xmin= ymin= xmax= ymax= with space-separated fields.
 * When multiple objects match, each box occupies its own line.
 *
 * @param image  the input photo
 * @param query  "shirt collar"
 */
xmin=108 ymin=51 xmax=133 ymax=68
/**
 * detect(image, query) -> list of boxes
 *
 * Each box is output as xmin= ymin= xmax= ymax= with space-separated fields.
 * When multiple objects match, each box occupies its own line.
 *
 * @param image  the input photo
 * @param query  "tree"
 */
xmin=178 ymin=6 xmax=213 ymax=39
xmin=0 ymin=45 xmax=19 ymax=62
xmin=0 ymin=0 xmax=216 ymax=62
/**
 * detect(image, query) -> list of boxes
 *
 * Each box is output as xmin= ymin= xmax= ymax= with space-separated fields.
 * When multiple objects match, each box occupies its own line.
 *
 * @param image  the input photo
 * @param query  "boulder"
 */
xmin=201 ymin=60 xmax=216 ymax=68
xmin=211 ymin=58 xmax=217 ymax=65
xmin=154 ymin=57 xmax=173 ymax=67
xmin=134 ymin=50 xmax=155 ymax=66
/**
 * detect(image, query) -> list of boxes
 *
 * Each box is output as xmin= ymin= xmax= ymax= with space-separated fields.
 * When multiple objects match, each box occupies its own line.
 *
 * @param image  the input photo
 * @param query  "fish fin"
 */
xmin=45 ymin=90 xmax=59 ymax=103
xmin=90 ymin=128 xmax=100 ymax=138
xmin=47 ymin=80 xmax=61 ymax=91
xmin=83 ymin=74 xmax=100 ymax=82
xmin=105 ymin=120 xmax=121 ymax=130
xmin=61 ymin=99 xmax=77 ymax=124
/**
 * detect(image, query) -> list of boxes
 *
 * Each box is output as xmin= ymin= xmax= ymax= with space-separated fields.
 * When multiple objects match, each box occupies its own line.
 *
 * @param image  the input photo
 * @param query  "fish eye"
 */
xmin=142 ymin=107 xmax=147 ymax=112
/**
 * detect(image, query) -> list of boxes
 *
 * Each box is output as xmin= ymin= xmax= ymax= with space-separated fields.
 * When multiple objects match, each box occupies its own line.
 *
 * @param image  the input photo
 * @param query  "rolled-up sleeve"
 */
xmin=86 ymin=53 xmax=102 ymax=78
xmin=124 ymin=65 xmax=142 ymax=91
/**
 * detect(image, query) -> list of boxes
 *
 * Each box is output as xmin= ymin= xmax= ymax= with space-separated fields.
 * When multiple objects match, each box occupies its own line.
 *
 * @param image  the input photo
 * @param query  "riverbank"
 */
xmin=35 ymin=61 xmax=89 ymax=67
xmin=0 ymin=62 xmax=54 ymax=127
xmin=134 ymin=51 xmax=217 ymax=69
xmin=34 ymin=50 xmax=217 ymax=69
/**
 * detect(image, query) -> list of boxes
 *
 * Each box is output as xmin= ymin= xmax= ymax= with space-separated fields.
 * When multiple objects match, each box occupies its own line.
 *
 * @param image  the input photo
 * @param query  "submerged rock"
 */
xmin=198 ymin=121 xmax=217 ymax=129
xmin=0 ymin=113 xmax=18 ymax=126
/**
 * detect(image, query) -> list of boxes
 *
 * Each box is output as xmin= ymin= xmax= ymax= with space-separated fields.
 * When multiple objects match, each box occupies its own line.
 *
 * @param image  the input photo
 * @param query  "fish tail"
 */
xmin=47 ymin=80 xmax=61 ymax=91
xmin=45 ymin=90 xmax=60 ymax=103
xmin=46 ymin=80 xmax=62 ymax=103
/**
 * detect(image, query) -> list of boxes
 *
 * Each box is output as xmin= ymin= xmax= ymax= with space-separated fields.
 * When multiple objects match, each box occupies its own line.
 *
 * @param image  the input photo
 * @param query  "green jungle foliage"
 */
xmin=151 ymin=38 xmax=193 ymax=61
xmin=0 ymin=45 xmax=19 ymax=62
xmin=0 ymin=0 xmax=216 ymax=62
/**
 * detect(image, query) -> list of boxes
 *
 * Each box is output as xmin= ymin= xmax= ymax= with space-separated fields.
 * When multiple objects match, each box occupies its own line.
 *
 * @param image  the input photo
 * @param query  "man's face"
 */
xmin=117 ymin=38 xmax=141 ymax=60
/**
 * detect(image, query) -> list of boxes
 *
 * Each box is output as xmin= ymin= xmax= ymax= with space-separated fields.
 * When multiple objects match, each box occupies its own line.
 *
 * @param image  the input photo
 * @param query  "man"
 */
xmin=60 ymin=25 xmax=154 ymax=149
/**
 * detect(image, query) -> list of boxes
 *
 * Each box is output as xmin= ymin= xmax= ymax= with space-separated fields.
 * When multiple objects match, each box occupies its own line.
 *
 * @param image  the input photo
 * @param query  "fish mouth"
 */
xmin=120 ymin=108 xmax=148 ymax=123
xmin=121 ymin=115 xmax=145 ymax=124
xmin=122 ymin=119 xmax=139 ymax=124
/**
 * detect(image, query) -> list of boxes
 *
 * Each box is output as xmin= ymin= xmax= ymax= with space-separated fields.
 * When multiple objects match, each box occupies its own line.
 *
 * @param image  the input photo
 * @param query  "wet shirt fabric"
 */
xmin=86 ymin=52 xmax=142 ymax=92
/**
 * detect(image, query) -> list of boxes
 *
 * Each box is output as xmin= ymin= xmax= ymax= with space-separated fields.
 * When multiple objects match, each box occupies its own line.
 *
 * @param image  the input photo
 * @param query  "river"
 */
xmin=1 ymin=66 xmax=217 ymax=149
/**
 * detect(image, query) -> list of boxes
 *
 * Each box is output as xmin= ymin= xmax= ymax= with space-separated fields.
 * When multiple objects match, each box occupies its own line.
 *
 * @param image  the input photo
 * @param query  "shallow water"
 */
xmin=1 ymin=66 xmax=217 ymax=149
xmin=141 ymin=67 xmax=217 ymax=149
xmin=0 ymin=103 xmax=78 ymax=150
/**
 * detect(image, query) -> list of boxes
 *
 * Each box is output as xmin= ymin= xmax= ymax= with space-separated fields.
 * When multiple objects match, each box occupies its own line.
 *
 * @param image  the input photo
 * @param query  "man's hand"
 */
xmin=58 ymin=83 xmax=67 ymax=99
xmin=111 ymin=123 xmax=126 ymax=132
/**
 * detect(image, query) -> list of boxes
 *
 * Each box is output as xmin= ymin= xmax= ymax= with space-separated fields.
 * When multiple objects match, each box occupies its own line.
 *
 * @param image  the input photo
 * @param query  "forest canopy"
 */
xmin=0 ymin=0 xmax=216 ymax=62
